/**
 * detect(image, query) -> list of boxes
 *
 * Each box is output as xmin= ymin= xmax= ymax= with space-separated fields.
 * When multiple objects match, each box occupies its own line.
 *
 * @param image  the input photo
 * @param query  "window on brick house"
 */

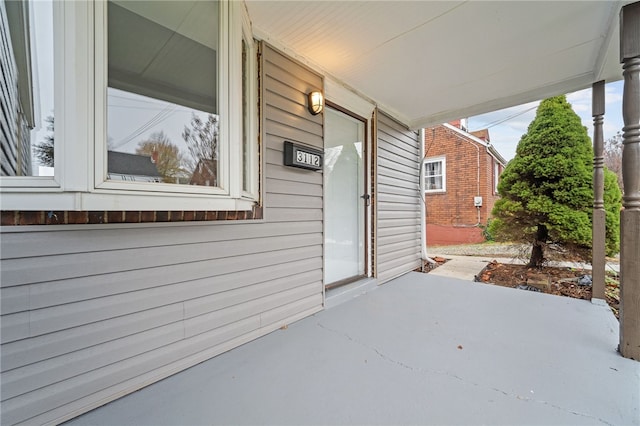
xmin=424 ymin=156 xmax=446 ymax=192
xmin=494 ymin=160 xmax=500 ymax=194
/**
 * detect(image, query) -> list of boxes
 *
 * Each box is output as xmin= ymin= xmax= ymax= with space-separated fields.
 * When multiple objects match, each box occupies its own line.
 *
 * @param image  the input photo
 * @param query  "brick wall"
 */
xmin=0 ymin=205 xmax=263 ymax=226
xmin=423 ymin=125 xmax=502 ymax=245
xmin=426 ymin=223 xmax=484 ymax=245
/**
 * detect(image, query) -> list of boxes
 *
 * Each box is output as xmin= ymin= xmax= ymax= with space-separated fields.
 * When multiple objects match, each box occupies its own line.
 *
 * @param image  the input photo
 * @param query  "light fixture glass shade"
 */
xmin=308 ymin=91 xmax=324 ymax=115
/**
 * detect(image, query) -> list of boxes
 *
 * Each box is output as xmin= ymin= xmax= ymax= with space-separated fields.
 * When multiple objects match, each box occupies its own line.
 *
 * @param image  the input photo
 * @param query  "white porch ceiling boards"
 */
xmin=246 ymin=1 xmax=631 ymax=129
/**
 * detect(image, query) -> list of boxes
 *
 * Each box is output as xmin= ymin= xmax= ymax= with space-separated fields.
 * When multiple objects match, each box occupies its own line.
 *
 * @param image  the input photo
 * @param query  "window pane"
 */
xmin=425 ymin=161 xmax=441 ymax=177
xmin=106 ymin=0 xmax=219 ymax=186
xmin=1 ymin=0 xmax=55 ymax=176
xmin=242 ymin=37 xmax=249 ymax=192
xmin=425 ymin=160 xmax=443 ymax=190
xmin=426 ymin=176 xmax=442 ymax=190
xmin=434 ymin=175 xmax=442 ymax=189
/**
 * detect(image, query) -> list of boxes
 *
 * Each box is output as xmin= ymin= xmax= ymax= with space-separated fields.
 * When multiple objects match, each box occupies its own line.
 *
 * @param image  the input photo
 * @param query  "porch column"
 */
xmin=592 ymin=80 xmax=606 ymax=301
xmin=619 ymin=1 xmax=640 ymax=361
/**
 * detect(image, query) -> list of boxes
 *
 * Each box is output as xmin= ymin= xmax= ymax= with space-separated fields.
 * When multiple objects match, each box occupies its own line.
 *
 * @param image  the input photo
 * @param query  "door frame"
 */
xmin=323 ymin=78 xmax=376 ymax=290
xmin=324 ymin=102 xmax=368 ymax=289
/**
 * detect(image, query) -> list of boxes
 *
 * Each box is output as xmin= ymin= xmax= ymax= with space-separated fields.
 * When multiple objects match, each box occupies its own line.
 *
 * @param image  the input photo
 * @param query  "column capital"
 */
xmin=621 ymin=2 xmax=640 ymax=62
xmin=592 ymin=80 xmax=605 ymax=117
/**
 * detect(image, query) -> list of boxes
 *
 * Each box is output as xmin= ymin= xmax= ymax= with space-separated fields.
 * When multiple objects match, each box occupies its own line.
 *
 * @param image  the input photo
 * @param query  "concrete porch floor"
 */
xmin=68 ymin=272 xmax=639 ymax=426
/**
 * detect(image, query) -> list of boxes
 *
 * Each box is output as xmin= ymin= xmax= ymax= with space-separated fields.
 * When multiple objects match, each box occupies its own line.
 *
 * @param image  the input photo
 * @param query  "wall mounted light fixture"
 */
xmin=307 ymin=91 xmax=324 ymax=115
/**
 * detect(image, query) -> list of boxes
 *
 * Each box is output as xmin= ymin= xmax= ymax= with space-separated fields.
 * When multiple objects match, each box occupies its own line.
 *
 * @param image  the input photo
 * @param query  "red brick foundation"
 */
xmin=426 ymin=224 xmax=485 ymax=245
xmin=0 ymin=205 xmax=263 ymax=226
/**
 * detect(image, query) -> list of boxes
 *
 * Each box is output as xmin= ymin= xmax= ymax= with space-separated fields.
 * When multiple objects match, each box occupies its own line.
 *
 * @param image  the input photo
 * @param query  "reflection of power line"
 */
xmin=481 ymin=105 xmax=538 ymax=129
xmin=109 ymin=94 xmax=193 ymax=112
xmin=108 ymin=93 xmax=162 ymax=104
xmin=111 ymin=104 xmax=177 ymax=150
xmin=109 ymin=104 xmax=193 ymax=112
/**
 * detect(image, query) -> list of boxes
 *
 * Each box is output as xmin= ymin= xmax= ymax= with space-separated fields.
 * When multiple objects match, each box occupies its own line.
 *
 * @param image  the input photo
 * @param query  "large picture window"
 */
xmin=0 ymin=0 xmax=259 ymax=211
xmin=106 ymin=1 xmax=219 ymax=187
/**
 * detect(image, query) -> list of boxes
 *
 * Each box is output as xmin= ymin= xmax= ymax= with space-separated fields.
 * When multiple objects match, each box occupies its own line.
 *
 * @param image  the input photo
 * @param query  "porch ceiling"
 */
xmin=246 ymin=1 xmax=632 ymax=128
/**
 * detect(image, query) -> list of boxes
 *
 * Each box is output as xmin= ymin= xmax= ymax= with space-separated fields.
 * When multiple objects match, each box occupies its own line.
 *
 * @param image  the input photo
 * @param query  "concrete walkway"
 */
xmin=428 ymin=254 xmax=620 ymax=282
xmin=67 ymin=272 xmax=639 ymax=426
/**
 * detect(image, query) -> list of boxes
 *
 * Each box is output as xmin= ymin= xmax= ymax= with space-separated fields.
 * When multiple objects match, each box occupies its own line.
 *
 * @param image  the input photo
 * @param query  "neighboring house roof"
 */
xmin=189 ymin=158 xmax=217 ymax=187
xmin=107 ymin=151 xmax=161 ymax=178
xmin=441 ymin=123 xmax=507 ymax=166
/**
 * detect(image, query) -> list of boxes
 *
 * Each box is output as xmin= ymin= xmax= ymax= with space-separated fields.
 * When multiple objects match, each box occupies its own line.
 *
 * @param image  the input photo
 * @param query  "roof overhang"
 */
xmin=442 ymin=122 xmax=508 ymax=166
xmin=246 ymin=1 xmax=632 ymax=129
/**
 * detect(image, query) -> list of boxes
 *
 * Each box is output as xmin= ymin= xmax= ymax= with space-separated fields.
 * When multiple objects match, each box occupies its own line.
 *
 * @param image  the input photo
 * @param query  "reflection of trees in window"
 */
xmin=1 ymin=0 xmax=55 ymax=177
xmin=135 ymin=131 xmax=188 ymax=184
xmin=182 ymin=114 xmax=219 ymax=187
xmin=106 ymin=0 xmax=220 ymax=187
xmin=33 ymin=116 xmax=55 ymax=167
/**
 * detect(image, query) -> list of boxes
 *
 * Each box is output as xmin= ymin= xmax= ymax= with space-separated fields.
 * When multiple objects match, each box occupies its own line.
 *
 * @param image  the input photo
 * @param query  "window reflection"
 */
xmin=106 ymin=0 xmax=219 ymax=186
xmin=1 ymin=0 xmax=55 ymax=176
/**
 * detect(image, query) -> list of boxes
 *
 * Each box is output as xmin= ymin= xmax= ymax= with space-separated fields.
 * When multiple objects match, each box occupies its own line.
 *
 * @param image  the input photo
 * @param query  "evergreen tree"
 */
xmin=33 ymin=116 xmax=54 ymax=167
xmin=489 ymin=96 xmax=621 ymax=266
xmin=603 ymin=167 xmax=622 ymax=255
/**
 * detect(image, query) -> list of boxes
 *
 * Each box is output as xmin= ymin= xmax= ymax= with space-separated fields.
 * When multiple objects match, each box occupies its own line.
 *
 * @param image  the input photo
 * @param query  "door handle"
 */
xmin=361 ymin=194 xmax=371 ymax=206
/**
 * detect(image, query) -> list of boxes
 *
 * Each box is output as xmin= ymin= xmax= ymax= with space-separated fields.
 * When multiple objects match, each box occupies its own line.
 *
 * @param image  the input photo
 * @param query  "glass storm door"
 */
xmin=324 ymin=106 xmax=366 ymax=286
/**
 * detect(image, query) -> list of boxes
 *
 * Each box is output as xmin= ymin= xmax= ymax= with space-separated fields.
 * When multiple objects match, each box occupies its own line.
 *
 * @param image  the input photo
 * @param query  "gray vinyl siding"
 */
xmin=0 ymin=2 xmax=31 ymax=177
xmin=0 ymin=43 xmax=324 ymax=426
xmin=375 ymin=112 xmax=422 ymax=283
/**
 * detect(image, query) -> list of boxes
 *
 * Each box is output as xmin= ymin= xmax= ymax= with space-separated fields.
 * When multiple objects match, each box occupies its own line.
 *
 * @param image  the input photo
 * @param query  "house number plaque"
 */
xmin=283 ymin=141 xmax=323 ymax=171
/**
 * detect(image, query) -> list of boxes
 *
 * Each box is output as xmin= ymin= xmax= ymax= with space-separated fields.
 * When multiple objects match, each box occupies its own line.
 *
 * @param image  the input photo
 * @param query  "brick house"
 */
xmin=423 ymin=120 xmax=507 ymax=245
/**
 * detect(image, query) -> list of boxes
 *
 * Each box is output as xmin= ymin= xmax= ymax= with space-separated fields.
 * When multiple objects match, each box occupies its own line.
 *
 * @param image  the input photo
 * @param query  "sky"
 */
xmin=467 ymin=80 xmax=625 ymax=162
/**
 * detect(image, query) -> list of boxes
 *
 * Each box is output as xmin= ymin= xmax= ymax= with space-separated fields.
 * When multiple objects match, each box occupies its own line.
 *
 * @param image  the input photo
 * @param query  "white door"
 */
xmin=324 ymin=106 xmax=366 ymax=286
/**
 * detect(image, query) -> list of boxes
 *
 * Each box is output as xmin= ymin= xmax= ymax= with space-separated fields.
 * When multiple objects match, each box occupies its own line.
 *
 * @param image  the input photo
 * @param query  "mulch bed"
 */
xmin=418 ymin=256 xmax=449 ymax=272
xmin=475 ymin=261 xmax=620 ymax=319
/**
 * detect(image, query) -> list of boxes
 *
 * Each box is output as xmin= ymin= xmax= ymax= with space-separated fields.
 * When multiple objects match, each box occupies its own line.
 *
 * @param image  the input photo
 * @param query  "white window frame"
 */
xmin=325 ymin=76 xmax=376 ymax=281
xmin=240 ymin=9 xmax=259 ymax=201
xmin=0 ymin=0 xmax=63 ymax=193
xmin=423 ymin=156 xmax=446 ymax=193
xmin=0 ymin=0 xmax=259 ymax=212
xmin=494 ymin=160 xmax=500 ymax=194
